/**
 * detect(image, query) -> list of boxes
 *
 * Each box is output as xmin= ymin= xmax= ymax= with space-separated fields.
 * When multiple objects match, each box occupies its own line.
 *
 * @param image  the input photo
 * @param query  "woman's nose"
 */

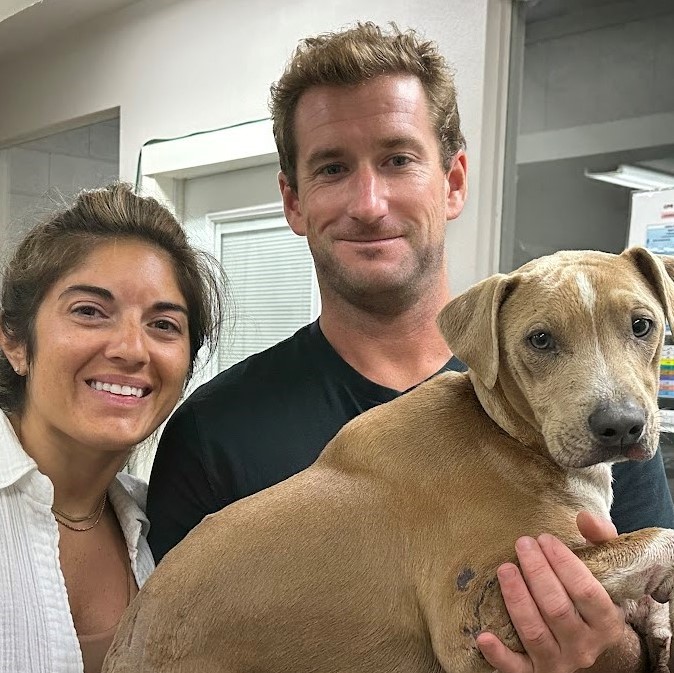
xmin=104 ymin=319 xmax=150 ymax=365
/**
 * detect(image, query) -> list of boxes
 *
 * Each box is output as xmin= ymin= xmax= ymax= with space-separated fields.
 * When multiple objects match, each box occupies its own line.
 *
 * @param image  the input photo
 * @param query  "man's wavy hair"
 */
xmin=269 ymin=22 xmax=466 ymax=191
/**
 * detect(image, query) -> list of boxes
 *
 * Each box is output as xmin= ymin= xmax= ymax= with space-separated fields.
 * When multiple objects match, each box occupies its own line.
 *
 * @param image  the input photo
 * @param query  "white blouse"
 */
xmin=0 ymin=411 xmax=154 ymax=673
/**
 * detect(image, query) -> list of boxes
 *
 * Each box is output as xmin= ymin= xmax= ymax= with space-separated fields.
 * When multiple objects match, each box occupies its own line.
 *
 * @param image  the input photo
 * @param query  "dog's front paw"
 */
xmin=643 ymin=560 xmax=674 ymax=606
xmin=625 ymin=596 xmax=672 ymax=673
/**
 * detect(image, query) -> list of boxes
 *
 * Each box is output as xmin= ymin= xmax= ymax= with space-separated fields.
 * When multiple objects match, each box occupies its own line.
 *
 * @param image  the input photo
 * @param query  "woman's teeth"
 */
xmin=88 ymin=381 xmax=144 ymax=398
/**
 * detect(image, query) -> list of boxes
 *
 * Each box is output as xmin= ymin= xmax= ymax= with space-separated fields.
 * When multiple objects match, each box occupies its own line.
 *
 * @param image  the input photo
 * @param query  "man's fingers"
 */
xmin=475 ymin=631 xmax=532 ymax=673
xmin=494 ymin=534 xmax=626 ymax=673
xmin=537 ymin=533 xmax=625 ymax=633
xmin=511 ymin=537 xmax=585 ymax=647
xmin=496 ymin=555 xmax=560 ymax=660
xmin=576 ymin=511 xmax=617 ymax=545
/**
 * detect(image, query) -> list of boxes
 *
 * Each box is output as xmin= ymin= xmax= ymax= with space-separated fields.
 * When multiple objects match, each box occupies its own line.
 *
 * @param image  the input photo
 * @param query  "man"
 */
xmin=148 ymin=22 xmax=674 ymax=672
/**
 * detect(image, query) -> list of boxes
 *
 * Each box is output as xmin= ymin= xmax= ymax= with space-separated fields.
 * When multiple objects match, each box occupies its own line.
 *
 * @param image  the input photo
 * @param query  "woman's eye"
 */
xmin=528 ymin=331 xmax=554 ymax=351
xmin=632 ymin=317 xmax=653 ymax=338
xmin=152 ymin=319 xmax=180 ymax=333
xmin=73 ymin=305 xmax=102 ymax=318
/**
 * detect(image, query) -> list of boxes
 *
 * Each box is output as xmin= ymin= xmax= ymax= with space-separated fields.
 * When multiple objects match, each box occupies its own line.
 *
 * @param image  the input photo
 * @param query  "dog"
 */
xmin=105 ymin=247 xmax=674 ymax=673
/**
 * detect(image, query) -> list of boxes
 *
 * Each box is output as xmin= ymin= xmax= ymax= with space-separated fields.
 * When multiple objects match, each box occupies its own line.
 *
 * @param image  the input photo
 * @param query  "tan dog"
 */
xmin=105 ymin=247 xmax=674 ymax=673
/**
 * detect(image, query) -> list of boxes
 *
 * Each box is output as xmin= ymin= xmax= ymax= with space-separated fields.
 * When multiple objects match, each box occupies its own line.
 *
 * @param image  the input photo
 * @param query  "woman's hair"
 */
xmin=269 ymin=21 xmax=466 ymax=191
xmin=0 ymin=182 xmax=227 ymax=413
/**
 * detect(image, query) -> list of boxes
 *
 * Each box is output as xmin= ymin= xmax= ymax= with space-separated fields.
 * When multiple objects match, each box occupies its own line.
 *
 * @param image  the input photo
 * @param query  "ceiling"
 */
xmin=0 ymin=0 xmax=142 ymax=60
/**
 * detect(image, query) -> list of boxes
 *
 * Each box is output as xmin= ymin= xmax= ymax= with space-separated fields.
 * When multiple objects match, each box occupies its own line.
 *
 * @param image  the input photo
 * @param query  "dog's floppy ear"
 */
xmin=437 ymin=273 xmax=517 ymax=389
xmin=622 ymin=246 xmax=674 ymax=331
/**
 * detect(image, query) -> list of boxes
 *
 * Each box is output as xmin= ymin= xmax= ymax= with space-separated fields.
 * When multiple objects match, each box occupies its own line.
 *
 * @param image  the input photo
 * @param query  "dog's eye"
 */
xmin=528 ymin=331 xmax=554 ymax=350
xmin=632 ymin=317 xmax=653 ymax=338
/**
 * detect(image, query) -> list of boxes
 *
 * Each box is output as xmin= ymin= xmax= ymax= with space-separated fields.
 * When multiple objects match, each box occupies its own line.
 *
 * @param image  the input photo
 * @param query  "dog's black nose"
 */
xmin=588 ymin=399 xmax=645 ymax=448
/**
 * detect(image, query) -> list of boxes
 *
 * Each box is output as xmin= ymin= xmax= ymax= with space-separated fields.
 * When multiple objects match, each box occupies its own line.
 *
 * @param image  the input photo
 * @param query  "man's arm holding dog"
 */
xmin=476 ymin=513 xmax=651 ymax=673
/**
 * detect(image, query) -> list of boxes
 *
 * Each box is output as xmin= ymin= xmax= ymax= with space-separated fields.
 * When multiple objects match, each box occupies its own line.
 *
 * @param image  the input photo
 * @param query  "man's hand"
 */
xmin=475 ymin=513 xmax=626 ymax=673
xmin=576 ymin=510 xmax=617 ymax=545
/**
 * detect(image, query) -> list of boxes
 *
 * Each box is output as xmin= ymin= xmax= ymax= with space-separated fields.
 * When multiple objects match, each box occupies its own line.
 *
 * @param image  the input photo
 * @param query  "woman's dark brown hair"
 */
xmin=0 ymin=182 xmax=227 ymax=413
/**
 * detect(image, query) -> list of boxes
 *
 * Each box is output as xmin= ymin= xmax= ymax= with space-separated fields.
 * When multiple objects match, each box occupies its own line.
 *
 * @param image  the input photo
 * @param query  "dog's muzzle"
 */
xmin=588 ymin=398 xmax=649 ymax=461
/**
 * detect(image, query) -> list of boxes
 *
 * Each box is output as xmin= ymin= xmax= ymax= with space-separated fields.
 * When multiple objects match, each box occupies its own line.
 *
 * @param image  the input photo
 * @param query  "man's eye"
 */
xmin=321 ymin=164 xmax=342 ymax=176
xmin=390 ymin=155 xmax=411 ymax=167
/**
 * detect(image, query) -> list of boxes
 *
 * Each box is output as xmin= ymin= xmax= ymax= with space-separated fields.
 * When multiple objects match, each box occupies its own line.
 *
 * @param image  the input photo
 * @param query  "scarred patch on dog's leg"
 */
xmin=472 ymin=576 xmax=523 ymax=656
xmin=457 ymin=568 xmax=476 ymax=591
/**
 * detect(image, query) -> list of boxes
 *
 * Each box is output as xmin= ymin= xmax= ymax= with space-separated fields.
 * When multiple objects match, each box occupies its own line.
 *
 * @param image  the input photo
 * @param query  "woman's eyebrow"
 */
xmin=59 ymin=284 xmax=113 ymax=301
xmin=58 ymin=286 xmax=188 ymax=316
xmin=154 ymin=301 xmax=188 ymax=316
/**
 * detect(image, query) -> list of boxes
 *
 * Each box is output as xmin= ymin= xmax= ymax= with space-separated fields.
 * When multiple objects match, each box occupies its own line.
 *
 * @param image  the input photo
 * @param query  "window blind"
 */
xmin=218 ymin=218 xmax=315 ymax=371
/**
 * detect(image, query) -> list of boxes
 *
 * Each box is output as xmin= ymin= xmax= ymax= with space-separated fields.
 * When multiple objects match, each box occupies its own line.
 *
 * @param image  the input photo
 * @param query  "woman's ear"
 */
xmin=1 ymin=333 xmax=27 ymax=376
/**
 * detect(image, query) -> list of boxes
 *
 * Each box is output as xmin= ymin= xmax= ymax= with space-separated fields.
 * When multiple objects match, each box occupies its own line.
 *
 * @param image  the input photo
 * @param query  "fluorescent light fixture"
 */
xmin=585 ymin=164 xmax=674 ymax=190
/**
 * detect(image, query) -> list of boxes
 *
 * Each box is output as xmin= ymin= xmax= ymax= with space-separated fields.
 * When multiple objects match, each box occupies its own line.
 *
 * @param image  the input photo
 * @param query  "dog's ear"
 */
xmin=622 ymin=247 xmax=674 ymax=331
xmin=437 ymin=273 xmax=517 ymax=389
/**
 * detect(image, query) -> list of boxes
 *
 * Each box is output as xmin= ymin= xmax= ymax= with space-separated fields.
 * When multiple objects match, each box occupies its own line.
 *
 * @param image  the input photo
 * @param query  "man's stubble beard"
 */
xmin=311 ymin=240 xmax=446 ymax=317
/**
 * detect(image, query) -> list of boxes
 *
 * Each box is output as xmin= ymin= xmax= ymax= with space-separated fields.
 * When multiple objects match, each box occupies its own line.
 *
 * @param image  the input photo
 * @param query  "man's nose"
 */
xmin=346 ymin=168 xmax=388 ymax=224
xmin=105 ymin=319 xmax=150 ymax=365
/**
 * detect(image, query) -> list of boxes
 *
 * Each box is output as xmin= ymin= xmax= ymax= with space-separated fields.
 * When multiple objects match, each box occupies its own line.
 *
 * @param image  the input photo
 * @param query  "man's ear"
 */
xmin=621 ymin=246 xmax=674 ymax=332
xmin=278 ymin=172 xmax=306 ymax=236
xmin=0 ymin=332 xmax=27 ymax=377
xmin=445 ymin=150 xmax=467 ymax=222
xmin=437 ymin=273 xmax=517 ymax=389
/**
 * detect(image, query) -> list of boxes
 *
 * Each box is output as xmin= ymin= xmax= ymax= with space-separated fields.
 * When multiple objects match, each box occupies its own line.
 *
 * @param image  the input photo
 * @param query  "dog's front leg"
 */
xmin=576 ymin=527 xmax=674 ymax=672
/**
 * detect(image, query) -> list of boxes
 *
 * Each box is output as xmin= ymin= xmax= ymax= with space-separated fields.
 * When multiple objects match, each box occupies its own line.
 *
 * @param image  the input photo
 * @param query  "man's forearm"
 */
xmin=586 ymin=625 xmax=648 ymax=673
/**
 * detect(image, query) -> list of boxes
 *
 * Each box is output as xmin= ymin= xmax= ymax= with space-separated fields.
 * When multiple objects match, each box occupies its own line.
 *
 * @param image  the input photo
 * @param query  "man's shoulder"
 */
xmin=178 ymin=324 xmax=318 ymax=413
xmin=157 ymin=321 xmax=344 ymax=478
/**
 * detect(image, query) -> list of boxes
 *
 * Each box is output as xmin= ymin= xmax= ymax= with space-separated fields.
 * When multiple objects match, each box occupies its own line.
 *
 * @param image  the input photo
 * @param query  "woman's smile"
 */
xmin=10 ymin=239 xmax=191 ymax=457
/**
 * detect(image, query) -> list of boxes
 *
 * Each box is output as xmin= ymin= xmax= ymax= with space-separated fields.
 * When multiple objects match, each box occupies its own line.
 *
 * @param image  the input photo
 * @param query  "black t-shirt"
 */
xmin=147 ymin=320 xmax=674 ymax=562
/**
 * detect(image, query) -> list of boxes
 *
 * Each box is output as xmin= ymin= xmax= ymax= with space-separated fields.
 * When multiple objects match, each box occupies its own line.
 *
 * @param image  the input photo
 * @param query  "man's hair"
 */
xmin=269 ymin=22 xmax=465 ymax=191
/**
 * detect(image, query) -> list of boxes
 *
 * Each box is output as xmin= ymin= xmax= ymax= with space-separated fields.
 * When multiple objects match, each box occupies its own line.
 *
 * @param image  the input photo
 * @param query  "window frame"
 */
xmin=207 ymin=202 xmax=320 ymax=375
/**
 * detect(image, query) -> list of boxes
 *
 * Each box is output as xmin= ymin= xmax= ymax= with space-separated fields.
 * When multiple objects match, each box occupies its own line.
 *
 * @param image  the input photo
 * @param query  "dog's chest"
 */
xmin=564 ymin=464 xmax=613 ymax=519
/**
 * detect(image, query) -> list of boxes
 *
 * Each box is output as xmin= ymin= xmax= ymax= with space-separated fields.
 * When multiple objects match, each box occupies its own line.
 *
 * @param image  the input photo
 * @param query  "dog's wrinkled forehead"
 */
xmin=516 ymin=250 xmax=617 ymax=284
xmin=512 ymin=251 xmax=661 ymax=313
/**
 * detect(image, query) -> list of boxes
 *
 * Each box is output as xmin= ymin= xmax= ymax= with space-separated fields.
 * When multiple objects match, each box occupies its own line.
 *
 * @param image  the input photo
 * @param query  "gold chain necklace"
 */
xmin=52 ymin=493 xmax=107 ymax=532
xmin=52 ymin=492 xmax=107 ymax=522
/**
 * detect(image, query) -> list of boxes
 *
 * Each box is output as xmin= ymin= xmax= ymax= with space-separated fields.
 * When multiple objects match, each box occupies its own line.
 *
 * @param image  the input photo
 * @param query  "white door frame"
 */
xmin=138 ymin=118 xmax=278 ymax=219
xmin=209 ymin=202 xmax=321 ymax=316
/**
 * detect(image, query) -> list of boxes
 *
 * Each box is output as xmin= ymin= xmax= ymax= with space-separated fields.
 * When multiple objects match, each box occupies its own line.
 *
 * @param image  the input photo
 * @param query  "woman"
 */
xmin=0 ymin=183 xmax=224 ymax=673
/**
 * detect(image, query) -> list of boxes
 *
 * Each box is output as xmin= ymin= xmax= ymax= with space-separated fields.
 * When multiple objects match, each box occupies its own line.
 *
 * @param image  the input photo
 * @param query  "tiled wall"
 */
xmin=5 ymin=118 xmax=119 ymax=254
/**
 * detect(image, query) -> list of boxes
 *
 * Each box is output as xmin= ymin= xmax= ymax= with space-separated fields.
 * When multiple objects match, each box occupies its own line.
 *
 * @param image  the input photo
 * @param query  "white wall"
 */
xmin=0 ymin=0 xmax=511 ymax=294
